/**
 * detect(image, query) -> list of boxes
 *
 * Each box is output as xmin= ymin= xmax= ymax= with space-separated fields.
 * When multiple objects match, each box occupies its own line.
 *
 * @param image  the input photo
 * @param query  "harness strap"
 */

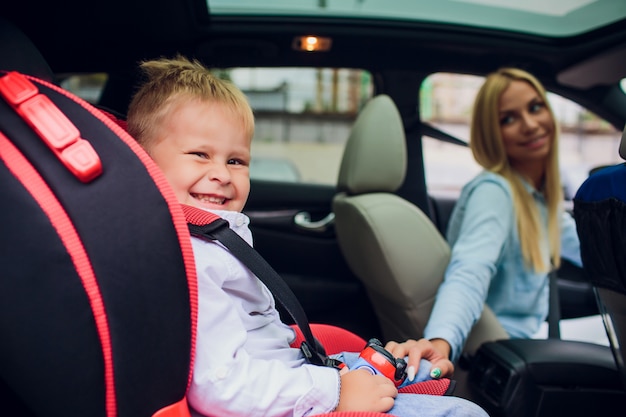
xmin=182 ymin=204 xmax=337 ymax=368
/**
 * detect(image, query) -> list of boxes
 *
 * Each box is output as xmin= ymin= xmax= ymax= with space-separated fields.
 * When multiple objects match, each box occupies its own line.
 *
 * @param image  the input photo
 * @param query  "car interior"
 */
xmin=2 ymin=0 xmax=626 ymax=415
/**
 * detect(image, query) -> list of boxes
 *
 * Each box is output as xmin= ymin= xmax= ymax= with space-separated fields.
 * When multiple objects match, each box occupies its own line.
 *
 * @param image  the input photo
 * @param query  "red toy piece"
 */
xmin=351 ymin=339 xmax=407 ymax=387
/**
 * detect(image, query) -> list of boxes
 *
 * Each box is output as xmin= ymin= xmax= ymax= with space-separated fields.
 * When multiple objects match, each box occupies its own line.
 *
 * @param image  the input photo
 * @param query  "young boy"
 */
xmin=127 ymin=55 xmax=488 ymax=417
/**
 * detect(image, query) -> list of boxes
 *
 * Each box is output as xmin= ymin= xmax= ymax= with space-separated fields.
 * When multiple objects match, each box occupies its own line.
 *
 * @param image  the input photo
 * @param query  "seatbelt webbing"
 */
xmin=548 ymin=269 xmax=561 ymax=339
xmin=182 ymin=204 xmax=333 ymax=368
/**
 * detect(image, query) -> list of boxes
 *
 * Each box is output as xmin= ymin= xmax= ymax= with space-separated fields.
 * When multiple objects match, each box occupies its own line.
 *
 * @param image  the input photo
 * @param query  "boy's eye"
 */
xmin=228 ymin=158 xmax=248 ymax=166
xmin=190 ymin=151 xmax=209 ymax=159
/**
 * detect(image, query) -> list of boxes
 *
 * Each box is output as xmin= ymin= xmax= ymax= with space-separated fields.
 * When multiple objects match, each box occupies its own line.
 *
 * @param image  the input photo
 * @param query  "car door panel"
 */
xmin=245 ymin=179 xmax=383 ymax=339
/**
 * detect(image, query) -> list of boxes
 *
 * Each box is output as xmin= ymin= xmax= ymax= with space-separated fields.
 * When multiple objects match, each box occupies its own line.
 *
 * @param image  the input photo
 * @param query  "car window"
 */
xmin=60 ymin=73 xmax=108 ymax=104
xmin=61 ymin=68 xmax=374 ymax=185
xmin=227 ymin=67 xmax=373 ymax=184
xmin=421 ymin=73 xmax=623 ymax=200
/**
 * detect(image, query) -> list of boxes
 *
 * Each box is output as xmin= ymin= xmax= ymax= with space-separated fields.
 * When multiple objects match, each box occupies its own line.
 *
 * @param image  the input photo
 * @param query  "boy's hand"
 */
xmin=335 ymin=369 xmax=397 ymax=412
xmin=384 ymin=338 xmax=454 ymax=381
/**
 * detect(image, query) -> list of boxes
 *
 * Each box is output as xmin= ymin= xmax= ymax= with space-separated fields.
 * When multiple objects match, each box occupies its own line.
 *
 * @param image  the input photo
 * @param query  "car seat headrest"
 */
xmin=337 ymin=94 xmax=407 ymax=195
xmin=619 ymin=122 xmax=626 ymax=159
xmin=0 ymin=17 xmax=55 ymax=83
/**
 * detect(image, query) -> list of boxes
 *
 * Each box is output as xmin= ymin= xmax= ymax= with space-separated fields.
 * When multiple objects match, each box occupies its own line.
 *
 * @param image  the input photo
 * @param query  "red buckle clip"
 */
xmin=0 ymin=71 xmax=102 ymax=182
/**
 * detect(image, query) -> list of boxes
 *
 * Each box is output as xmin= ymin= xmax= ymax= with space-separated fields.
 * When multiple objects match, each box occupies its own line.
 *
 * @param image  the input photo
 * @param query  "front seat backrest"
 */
xmin=573 ymin=123 xmax=626 ymax=389
xmin=332 ymin=95 xmax=507 ymax=351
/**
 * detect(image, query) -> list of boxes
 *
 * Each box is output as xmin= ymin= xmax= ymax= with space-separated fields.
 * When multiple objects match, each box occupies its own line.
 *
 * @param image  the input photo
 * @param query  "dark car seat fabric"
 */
xmin=574 ymin=164 xmax=626 ymax=294
xmin=574 ymin=125 xmax=626 ymax=390
xmin=0 ymin=70 xmax=198 ymax=417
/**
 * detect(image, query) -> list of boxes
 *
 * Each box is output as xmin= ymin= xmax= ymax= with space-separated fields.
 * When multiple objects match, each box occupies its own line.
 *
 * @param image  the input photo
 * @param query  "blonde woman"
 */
xmin=387 ymin=68 xmax=582 ymax=377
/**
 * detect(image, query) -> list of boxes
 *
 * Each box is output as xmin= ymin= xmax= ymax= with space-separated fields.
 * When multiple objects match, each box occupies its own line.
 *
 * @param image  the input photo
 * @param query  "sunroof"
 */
xmin=207 ymin=0 xmax=626 ymax=37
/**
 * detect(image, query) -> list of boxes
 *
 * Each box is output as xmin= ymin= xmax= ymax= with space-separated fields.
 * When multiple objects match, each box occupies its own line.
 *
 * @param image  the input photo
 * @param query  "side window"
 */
xmin=60 ymin=73 xmax=108 ymax=104
xmin=420 ymin=74 xmax=482 ymax=198
xmin=226 ymin=67 xmax=374 ymax=184
xmin=60 ymin=68 xmax=374 ymax=185
xmin=421 ymin=73 xmax=622 ymax=200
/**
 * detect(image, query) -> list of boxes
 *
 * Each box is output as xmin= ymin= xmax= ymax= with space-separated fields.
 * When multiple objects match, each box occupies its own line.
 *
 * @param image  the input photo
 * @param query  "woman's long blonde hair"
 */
xmin=470 ymin=68 xmax=562 ymax=272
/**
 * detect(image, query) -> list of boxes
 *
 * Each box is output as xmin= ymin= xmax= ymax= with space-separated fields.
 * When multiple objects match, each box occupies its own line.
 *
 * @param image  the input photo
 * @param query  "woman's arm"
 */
xmin=423 ymin=179 xmax=514 ymax=362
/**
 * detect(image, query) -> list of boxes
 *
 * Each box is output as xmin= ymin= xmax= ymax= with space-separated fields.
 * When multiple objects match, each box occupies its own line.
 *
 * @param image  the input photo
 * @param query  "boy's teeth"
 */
xmin=194 ymin=194 xmax=225 ymax=204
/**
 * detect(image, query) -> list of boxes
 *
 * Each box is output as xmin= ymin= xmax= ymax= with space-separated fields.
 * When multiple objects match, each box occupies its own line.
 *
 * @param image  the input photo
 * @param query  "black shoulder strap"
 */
xmin=182 ymin=204 xmax=337 ymax=368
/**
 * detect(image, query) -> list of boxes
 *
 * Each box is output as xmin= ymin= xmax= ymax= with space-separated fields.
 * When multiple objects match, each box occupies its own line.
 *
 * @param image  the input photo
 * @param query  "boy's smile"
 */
xmin=191 ymin=193 xmax=227 ymax=206
xmin=147 ymin=98 xmax=251 ymax=213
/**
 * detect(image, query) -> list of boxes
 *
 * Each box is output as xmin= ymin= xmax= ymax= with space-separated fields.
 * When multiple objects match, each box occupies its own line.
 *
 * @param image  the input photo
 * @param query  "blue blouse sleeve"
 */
xmin=424 ymin=178 xmax=514 ymax=362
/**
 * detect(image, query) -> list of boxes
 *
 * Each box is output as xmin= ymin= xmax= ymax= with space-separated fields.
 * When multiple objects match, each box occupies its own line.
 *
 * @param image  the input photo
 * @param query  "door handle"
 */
xmin=293 ymin=211 xmax=335 ymax=233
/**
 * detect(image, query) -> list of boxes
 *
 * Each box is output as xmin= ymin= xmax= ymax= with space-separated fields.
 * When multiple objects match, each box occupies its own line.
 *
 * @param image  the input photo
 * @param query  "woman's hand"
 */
xmin=384 ymin=338 xmax=454 ymax=381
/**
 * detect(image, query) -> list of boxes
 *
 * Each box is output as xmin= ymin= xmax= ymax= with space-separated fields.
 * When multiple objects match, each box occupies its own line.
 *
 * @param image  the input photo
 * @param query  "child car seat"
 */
xmin=0 ymin=18 xmax=198 ymax=416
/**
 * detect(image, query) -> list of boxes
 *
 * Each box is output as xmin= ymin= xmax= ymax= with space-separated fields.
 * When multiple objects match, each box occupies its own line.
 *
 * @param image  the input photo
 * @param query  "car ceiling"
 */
xmin=3 ymin=0 xmax=626 ymax=124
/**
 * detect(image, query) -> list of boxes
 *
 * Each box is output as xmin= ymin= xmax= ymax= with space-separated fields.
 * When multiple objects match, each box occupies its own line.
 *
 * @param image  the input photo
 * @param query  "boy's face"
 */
xmin=148 ymin=99 xmax=251 ymax=212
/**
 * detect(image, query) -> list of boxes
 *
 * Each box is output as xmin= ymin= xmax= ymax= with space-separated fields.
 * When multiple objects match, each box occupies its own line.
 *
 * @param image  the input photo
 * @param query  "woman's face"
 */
xmin=498 ymin=80 xmax=554 ymax=172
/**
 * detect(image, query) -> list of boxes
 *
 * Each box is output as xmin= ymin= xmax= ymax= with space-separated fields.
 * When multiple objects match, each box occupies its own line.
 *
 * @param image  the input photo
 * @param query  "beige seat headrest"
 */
xmin=336 ymin=95 xmax=407 ymax=195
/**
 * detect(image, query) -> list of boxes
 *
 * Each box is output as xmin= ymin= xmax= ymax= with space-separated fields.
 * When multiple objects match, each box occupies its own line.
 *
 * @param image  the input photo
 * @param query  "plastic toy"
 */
xmin=351 ymin=338 xmax=407 ymax=386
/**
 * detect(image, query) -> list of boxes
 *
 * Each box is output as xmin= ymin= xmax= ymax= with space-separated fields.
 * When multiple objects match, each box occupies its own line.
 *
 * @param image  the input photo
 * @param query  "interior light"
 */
xmin=292 ymin=35 xmax=332 ymax=52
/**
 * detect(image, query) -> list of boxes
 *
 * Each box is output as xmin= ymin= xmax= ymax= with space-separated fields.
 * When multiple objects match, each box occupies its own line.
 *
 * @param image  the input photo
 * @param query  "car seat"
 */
xmin=332 ymin=94 xmax=508 ymax=357
xmin=573 ymin=122 xmax=626 ymax=390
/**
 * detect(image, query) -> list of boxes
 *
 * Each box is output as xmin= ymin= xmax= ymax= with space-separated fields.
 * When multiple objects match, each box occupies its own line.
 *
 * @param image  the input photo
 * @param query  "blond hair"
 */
xmin=470 ymin=68 xmax=562 ymax=272
xmin=127 ymin=55 xmax=254 ymax=149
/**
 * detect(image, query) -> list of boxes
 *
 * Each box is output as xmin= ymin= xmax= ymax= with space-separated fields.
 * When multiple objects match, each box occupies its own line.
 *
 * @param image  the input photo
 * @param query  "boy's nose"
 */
xmin=208 ymin=163 xmax=231 ymax=183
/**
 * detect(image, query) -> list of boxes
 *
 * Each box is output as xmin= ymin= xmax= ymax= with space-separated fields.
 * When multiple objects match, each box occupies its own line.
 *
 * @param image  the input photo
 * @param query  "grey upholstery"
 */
xmin=333 ymin=94 xmax=508 ymax=353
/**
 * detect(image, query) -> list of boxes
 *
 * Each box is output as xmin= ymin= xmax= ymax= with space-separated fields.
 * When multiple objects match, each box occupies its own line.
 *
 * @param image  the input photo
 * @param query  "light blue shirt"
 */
xmin=423 ymin=171 xmax=582 ymax=362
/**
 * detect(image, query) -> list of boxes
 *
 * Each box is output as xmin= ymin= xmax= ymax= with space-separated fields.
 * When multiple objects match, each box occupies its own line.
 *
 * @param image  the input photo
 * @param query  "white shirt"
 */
xmin=187 ymin=209 xmax=340 ymax=417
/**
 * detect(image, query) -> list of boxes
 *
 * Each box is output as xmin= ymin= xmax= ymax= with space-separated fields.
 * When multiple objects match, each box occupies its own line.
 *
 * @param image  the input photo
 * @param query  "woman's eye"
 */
xmin=500 ymin=115 xmax=514 ymax=125
xmin=530 ymin=102 xmax=545 ymax=113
